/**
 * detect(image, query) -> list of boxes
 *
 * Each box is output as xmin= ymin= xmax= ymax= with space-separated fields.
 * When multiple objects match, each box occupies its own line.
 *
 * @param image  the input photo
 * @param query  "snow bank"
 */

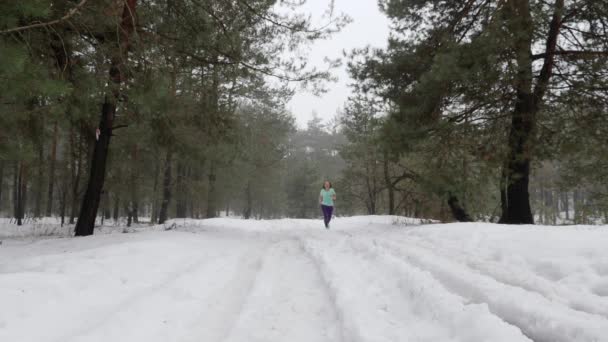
xmin=2 ymin=217 xmax=608 ymax=341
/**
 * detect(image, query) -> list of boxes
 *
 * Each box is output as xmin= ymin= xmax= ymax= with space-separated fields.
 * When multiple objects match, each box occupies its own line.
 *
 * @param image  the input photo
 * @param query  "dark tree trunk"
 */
xmin=125 ymin=204 xmax=133 ymax=227
xmin=447 ymin=195 xmax=472 ymax=222
xmin=158 ymin=149 xmax=173 ymax=224
xmin=103 ymin=191 xmax=111 ymax=220
xmin=59 ymin=185 xmax=67 ymax=227
xmin=46 ymin=120 xmax=58 ymax=217
xmin=75 ymin=0 xmax=138 ymax=236
xmin=206 ymin=164 xmax=217 ymax=218
xmin=75 ymin=101 xmax=114 ymax=235
xmin=112 ymin=195 xmax=120 ymax=221
xmin=244 ymin=181 xmax=252 ymax=219
xmin=150 ymin=153 xmax=160 ymax=224
xmin=500 ymin=0 xmax=563 ymax=224
xmin=175 ymin=161 xmax=187 ymax=218
xmin=129 ymin=144 xmax=139 ymax=223
xmin=34 ymin=141 xmax=44 ymax=218
xmin=562 ymin=191 xmax=569 ymax=221
xmin=499 ymin=0 xmax=535 ymax=224
xmin=69 ymin=125 xmax=83 ymax=224
xmin=59 ymin=154 xmax=68 ymax=227
xmin=16 ymin=162 xmax=27 ymax=226
xmin=13 ymin=162 xmax=18 ymax=219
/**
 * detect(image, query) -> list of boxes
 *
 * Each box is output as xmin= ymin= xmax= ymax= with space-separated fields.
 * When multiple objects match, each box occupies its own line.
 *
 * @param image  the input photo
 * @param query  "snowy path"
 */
xmin=2 ymin=216 xmax=608 ymax=342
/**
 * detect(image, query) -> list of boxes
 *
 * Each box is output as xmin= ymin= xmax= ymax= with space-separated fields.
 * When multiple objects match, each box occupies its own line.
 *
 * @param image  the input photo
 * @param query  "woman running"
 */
xmin=319 ymin=181 xmax=336 ymax=229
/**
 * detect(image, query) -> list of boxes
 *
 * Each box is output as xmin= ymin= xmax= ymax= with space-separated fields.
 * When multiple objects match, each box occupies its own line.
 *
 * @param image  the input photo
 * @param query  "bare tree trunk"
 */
xmin=34 ymin=141 xmax=44 ymax=218
xmin=158 ymin=149 xmax=173 ymax=224
xmin=150 ymin=153 xmax=160 ymax=224
xmin=130 ymin=144 xmax=139 ymax=224
xmin=206 ymin=163 xmax=217 ymax=218
xmin=13 ymin=162 xmax=19 ymax=220
xmin=75 ymin=0 xmax=138 ymax=236
xmin=46 ymin=120 xmax=58 ymax=216
xmin=112 ymin=195 xmax=120 ymax=222
xmin=59 ymin=185 xmax=67 ymax=227
xmin=69 ymin=126 xmax=83 ymax=224
xmin=244 ymin=181 xmax=252 ymax=219
xmin=103 ymin=191 xmax=111 ymax=220
xmin=125 ymin=203 xmax=133 ymax=227
xmin=562 ymin=191 xmax=570 ymax=221
xmin=16 ymin=162 xmax=27 ymax=226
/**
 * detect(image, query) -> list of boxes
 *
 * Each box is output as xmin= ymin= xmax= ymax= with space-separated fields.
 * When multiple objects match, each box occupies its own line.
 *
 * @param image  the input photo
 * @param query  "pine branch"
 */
xmin=0 ymin=0 xmax=89 ymax=35
xmin=532 ymin=49 xmax=608 ymax=60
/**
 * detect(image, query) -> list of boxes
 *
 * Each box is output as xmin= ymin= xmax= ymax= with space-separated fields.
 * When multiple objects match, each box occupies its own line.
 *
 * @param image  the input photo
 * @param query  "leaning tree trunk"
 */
xmin=499 ymin=0 xmax=563 ymax=224
xmin=75 ymin=0 xmax=138 ymax=236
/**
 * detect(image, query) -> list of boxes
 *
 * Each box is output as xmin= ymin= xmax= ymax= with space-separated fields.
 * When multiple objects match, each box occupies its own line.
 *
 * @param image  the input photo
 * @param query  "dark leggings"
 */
xmin=321 ymin=205 xmax=334 ymax=226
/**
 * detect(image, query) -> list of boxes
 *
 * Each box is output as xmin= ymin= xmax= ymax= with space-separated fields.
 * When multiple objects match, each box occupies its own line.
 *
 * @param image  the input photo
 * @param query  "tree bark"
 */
xmin=75 ymin=0 xmax=138 ymax=236
xmin=158 ymin=149 xmax=173 ymax=224
xmin=499 ymin=0 xmax=563 ymax=224
xmin=46 ymin=120 xmax=59 ymax=216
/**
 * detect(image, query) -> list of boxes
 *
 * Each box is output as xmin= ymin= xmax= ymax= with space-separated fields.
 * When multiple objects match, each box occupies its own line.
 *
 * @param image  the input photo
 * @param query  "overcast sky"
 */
xmin=286 ymin=0 xmax=390 ymax=128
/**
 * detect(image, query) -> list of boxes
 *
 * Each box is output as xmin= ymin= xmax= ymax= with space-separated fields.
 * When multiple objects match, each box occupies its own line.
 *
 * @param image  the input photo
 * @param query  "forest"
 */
xmin=1 ymin=0 xmax=608 ymax=236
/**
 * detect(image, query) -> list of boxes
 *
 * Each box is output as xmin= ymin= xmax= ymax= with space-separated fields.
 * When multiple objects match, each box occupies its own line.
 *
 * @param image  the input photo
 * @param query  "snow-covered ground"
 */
xmin=1 ymin=216 xmax=608 ymax=342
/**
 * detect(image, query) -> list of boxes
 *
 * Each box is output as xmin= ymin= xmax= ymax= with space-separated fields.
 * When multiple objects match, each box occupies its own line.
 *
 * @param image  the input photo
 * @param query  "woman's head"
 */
xmin=323 ymin=181 xmax=332 ymax=190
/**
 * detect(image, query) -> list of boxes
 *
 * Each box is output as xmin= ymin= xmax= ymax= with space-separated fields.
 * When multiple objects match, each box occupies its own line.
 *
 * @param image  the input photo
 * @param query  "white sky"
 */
xmin=286 ymin=0 xmax=390 ymax=128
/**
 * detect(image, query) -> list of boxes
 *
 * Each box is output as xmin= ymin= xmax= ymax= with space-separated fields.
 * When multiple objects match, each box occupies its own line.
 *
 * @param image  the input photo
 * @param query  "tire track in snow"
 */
xmin=300 ymin=234 xmax=531 ymax=342
xmin=391 ymin=234 xmax=608 ymax=319
xmin=356 ymin=236 xmax=608 ymax=342
xmin=222 ymin=238 xmax=342 ymax=342
xmin=60 ymin=239 xmax=270 ymax=342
